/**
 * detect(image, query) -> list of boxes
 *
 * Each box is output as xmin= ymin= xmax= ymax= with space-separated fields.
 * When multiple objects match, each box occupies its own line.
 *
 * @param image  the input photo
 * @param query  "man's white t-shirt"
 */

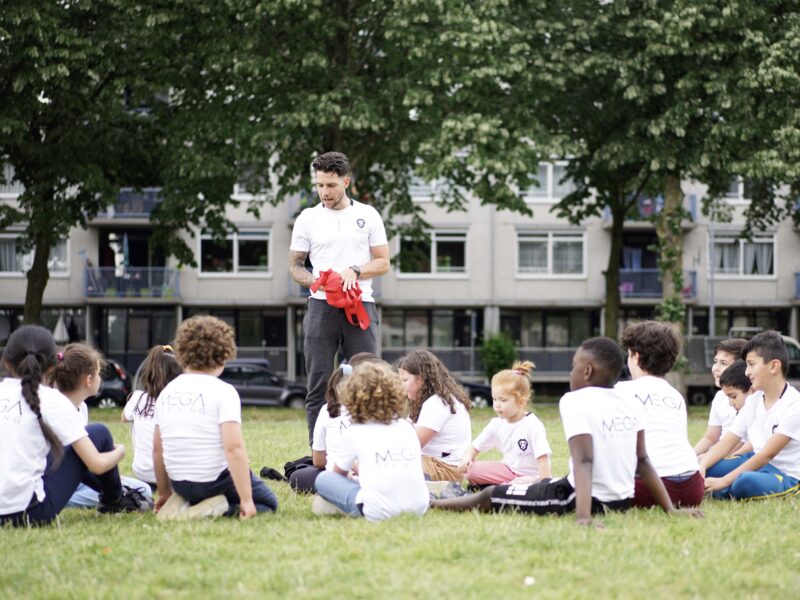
xmin=728 ymin=385 xmax=800 ymax=479
xmin=154 ymin=374 xmax=242 ymax=482
xmin=123 ymin=390 xmax=158 ymax=483
xmin=334 ymin=419 xmax=429 ymax=522
xmin=616 ymin=377 xmax=699 ymax=477
xmin=311 ymin=405 xmax=352 ymax=471
xmin=560 ymin=386 xmax=644 ymax=502
xmin=472 ymin=413 xmax=552 ymax=477
xmin=416 ymin=395 xmax=472 ymax=466
xmin=0 ymin=379 xmax=87 ymax=514
xmin=290 ymin=198 xmax=388 ymax=302
xmin=708 ymin=389 xmax=738 ymax=436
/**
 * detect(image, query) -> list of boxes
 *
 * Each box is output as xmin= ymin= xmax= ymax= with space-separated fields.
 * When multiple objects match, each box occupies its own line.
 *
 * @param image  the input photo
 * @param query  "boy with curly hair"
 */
xmin=313 ymin=361 xmax=429 ymax=521
xmin=153 ymin=315 xmax=278 ymax=520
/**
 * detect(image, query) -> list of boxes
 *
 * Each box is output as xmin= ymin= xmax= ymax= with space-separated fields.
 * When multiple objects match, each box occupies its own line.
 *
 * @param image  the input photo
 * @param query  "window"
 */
xmin=398 ymin=231 xmax=466 ymax=275
xmin=200 ymin=230 xmax=270 ymax=274
xmin=1 ymin=163 xmax=25 ymax=197
xmin=712 ymin=236 xmax=774 ymax=277
xmin=0 ymin=235 xmax=68 ymax=275
xmin=520 ymin=162 xmax=576 ymax=200
xmin=724 ymin=177 xmax=756 ymax=202
xmin=409 ymin=175 xmax=448 ymax=202
xmin=500 ymin=309 xmax=599 ymax=348
xmin=381 ymin=308 xmax=483 ymax=348
xmin=518 ymin=232 xmax=584 ymax=276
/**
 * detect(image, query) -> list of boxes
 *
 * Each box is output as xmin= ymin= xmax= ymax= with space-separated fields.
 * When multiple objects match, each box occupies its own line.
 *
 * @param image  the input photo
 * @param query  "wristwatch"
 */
xmin=350 ymin=265 xmax=361 ymax=277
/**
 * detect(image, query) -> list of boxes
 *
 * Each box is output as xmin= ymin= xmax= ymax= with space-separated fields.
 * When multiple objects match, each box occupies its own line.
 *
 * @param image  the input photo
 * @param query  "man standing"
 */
xmin=289 ymin=152 xmax=390 ymax=442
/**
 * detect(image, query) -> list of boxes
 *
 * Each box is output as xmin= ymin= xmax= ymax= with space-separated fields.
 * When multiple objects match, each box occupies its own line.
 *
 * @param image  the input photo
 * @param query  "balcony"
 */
xmin=619 ymin=269 xmax=697 ymax=299
xmin=96 ymin=188 xmax=163 ymax=219
xmin=602 ymin=194 xmax=698 ymax=227
xmin=796 ymin=272 xmax=800 ymax=300
xmin=84 ymin=267 xmax=180 ymax=299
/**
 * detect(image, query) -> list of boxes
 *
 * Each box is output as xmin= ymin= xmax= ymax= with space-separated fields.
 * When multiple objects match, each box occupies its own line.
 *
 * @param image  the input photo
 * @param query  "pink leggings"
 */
xmin=466 ymin=461 xmax=519 ymax=485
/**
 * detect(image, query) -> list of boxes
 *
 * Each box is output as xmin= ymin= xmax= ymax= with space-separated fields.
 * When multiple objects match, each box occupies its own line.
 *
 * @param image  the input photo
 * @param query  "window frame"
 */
xmin=396 ymin=230 xmax=469 ymax=278
xmin=516 ymin=231 xmax=587 ymax=279
xmin=0 ymin=233 xmax=69 ymax=278
xmin=519 ymin=161 xmax=576 ymax=203
xmin=198 ymin=229 xmax=272 ymax=277
xmin=710 ymin=233 xmax=777 ymax=280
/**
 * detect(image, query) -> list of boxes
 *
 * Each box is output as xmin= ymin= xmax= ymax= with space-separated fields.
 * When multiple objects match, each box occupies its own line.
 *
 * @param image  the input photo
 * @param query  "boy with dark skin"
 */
xmin=432 ymin=337 xmax=704 ymax=526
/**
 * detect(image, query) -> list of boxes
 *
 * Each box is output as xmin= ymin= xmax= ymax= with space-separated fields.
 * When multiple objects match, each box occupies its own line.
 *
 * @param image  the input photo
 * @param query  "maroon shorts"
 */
xmin=633 ymin=471 xmax=704 ymax=508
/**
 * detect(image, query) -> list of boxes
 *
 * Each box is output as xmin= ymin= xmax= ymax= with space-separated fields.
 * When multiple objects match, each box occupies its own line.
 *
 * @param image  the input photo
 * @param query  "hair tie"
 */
xmin=340 ymin=363 xmax=353 ymax=377
xmin=162 ymin=345 xmax=174 ymax=353
xmin=57 ymin=352 xmax=64 ymax=363
xmin=513 ymin=369 xmax=526 ymax=376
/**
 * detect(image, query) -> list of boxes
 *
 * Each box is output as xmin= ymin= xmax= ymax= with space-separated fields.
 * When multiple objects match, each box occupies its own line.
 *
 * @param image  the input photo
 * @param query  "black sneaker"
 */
xmin=260 ymin=466 xmax=288 ymax=482
xmin=97 ymin=485 xmax=154 ymax=514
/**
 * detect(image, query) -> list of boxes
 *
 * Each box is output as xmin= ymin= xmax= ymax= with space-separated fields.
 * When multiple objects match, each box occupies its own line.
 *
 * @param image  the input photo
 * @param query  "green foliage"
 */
xmin=3 ymin=407 xmax=800 ymax=599
xmin=480 ymin=332 xmax=518 ymax=381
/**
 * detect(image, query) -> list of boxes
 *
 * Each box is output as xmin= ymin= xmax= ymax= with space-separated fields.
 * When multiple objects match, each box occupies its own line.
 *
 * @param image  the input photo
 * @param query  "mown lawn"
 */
xmin=3 ymin=404 xmax=800 ymax=599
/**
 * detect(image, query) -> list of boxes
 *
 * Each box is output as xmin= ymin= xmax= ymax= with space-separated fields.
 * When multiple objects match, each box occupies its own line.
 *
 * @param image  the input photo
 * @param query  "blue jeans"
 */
xmin=0 ymin=423 xmax=123 ymax=527
xmin=314 ymin=471 xmax=363 ymax=517
xmin=68 ymin=476 xmax=153 ymax=508
xmin=171 ymin=469 xmax=278 ymax=515
xmin=707 ymin=452 xmax=800 ymax=499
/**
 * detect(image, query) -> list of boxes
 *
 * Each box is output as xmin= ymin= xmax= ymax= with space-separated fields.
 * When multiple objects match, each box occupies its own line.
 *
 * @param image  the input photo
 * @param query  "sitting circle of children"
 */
xmin=4 ymin=315 xmax=800 ymax=528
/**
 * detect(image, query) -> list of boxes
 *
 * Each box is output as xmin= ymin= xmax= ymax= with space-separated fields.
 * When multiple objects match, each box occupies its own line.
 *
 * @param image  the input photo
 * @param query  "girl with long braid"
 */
xmin=0 ymin=325 xmax=148 ymax=527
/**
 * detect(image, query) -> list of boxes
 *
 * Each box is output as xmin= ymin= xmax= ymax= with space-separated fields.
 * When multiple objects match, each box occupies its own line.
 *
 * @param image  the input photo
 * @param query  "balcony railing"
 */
xmin=84 ymin=267 xmax=180 ymax=299
xmin=796 ymin=272 xmax=800 ymax=299
xmin=603 ymin=194 xmax=698 ymax=223
xmin=97 ymin=188 xmax=163 ymax=218
xmin=619 ymin=269 xmax=697 ymax=299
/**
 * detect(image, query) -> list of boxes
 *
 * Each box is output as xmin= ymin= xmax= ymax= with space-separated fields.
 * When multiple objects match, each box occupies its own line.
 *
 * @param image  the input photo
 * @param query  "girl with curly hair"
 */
xmin=460 ymin=360 xmax=552 ymax=485
xmin=396 ymin=349 xmax=472 ymax=482
xmin=153 ymin=315 xmax=278 ymax=520
xmin=312 ymin=361 xmax=429 ymax=521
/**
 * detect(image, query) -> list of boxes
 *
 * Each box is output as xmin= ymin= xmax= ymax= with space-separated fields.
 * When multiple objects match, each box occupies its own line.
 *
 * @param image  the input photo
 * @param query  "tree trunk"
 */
xmin=603 ymin=197 xmax=626 ymax=340
xmin=656 ymin=171 xmax=685 ymax=316
xmin=23 ymin=230 xmax=52 ymax=324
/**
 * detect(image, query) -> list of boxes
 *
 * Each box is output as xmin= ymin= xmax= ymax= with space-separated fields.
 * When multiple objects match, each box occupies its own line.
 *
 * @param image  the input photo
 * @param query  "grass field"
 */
xmin=3 ymin=404 xmax=800 ymax=599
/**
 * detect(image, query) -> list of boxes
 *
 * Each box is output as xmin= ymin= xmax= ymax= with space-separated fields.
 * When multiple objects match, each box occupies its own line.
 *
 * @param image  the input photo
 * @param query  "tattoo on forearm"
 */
xmin=289 ymin=251 xmax=315 ymax=287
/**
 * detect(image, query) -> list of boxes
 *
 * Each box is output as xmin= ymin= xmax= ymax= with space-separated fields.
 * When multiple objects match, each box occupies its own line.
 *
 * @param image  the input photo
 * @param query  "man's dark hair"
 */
xmin=580 ymin=336 xmax=625 ymax=386
xmin=311 ymin=152 xmax=350 ymax=177
xmin=713 ymin=338 xmax=748 ymax=358
xmin=742 ymin=330 xmax=789 ymax=378
xmin=620 ymin=320 xmax=681 ymax=377
xmin=718 ymin=359 xmax=751 ymax=393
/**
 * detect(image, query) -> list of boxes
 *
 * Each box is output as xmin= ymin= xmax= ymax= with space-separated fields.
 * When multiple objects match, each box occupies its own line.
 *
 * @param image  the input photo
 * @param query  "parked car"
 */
xmin=458 ymin=379 xmax=492 ymax=408
xmin=220 ymin=360 xmax=307 ymax=408
xmin=87 ymin=359 xmax=132 ymax=409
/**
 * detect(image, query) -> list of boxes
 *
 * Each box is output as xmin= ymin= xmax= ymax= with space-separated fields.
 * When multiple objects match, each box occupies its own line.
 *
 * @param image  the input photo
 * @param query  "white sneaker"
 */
xmin=184 ymin=495 xmax=229 ymax=519
xmin=156 ymin=493 xmax=190 ymax=522
xmin=311 ymin=495 xmax=345 ymax=516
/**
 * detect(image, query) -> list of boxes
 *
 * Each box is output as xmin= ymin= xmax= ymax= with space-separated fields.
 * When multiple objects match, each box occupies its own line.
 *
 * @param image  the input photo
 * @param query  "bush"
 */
xmin=479 ymin=333 xmax=518 ymax=381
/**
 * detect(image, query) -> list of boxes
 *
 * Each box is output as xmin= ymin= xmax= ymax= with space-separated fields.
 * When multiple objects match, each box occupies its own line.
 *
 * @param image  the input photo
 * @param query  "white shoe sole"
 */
xmin=184 ymin=495 xmax=230 ymax=519
xmin=156 ymin=494 xmax=190 ymax=522
xmin=311 ymin=495 xmax=346 ymax=516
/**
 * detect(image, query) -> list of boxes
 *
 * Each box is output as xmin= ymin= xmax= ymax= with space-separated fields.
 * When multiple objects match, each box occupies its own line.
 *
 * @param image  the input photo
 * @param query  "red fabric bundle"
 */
xmin=310 ymin=269 xmax=371 ymax=330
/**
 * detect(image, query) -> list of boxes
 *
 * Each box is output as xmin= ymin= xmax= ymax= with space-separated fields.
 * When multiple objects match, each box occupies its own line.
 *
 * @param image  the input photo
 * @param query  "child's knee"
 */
xmin=729 ymin=473 xmax=768 ymax=499
xmin=85 ymin=422 xmax=114 ymax=450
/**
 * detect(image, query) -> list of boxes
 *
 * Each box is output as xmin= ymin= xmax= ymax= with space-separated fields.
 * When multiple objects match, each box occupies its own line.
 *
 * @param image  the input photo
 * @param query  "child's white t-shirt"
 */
xmin=0 ymin=379 xmax=87 ymax=514
xmin=708 ymin=389 xmax=737 ymax=436
xmin=415 ymin=395 xmax=471 ymax=466
xmin=472 ymin=413 xmax=552 ymax=477
xmin=78 ymin=401 xmax=89 ymax=425
xmin=123 ymin=390 xmax=157 ymax=483
xmin=153 ymin=374 xmax=242 ymax=483
xmin=289 ymin=199 xmax=388 ymax=302
xmin=615 ymin=377 xmax=699 ymax=477
xmin=334 ymin=419 xmax=429 ymax=522
xmin=560 ymin=386 xmax=644 ymax=503
xmin=728 ymin=385 xmax=800 ymax=479
xmin=311 ymin=405 xmax=352 ymax=471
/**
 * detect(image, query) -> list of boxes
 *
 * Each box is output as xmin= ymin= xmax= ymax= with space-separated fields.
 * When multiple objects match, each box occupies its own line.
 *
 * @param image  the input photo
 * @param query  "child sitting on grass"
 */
xmin=397 ymin=349 xmax=472 ymax=482
xmin=459 ymin=360 xmax=551 ymax=485
xmin=701 ymin=331 xmax=800 ymax=499
xmin=313 ymin=361 xmax=429 ymax=521
xmin=432 ymin=337 xmax=703 ymax=527
xmin=51 ymin=343 xmax=152 ymax=509
xmin=122 ymin=344 xmax=182 ymax=490
xmin=153 ymin=315 xmax=278 ymax=520
xmin=693 ymin=338 xmax=747 ymax=457
xmin=715 ymin=360 xmax=753 ymax=455
xmin=0 ymin=326 xmax=147 ymax=527
xmin=616 ymin=321 xmax=703 ymax=508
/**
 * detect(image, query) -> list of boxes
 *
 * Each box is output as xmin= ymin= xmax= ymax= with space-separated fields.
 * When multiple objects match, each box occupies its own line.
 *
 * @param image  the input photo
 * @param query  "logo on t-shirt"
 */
xmin=0 ymin=398 xmax=23 ymax=423
xmin=517 ymin=439 xmax=529 ymax=452
xmin=356 ymin=218 xmax=365 ymax=229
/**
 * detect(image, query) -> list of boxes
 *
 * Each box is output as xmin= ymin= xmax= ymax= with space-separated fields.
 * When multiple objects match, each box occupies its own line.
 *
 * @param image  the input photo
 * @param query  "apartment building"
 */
xmin=2 ymin=163 xmax=800 ymax=391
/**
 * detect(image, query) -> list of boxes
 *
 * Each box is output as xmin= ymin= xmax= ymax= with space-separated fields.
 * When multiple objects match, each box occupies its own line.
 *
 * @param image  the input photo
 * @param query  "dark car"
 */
xmin=88 ymin=359 xmax=132 ymax=409
xmin=220 ymin=360 xmax=307 ymax=409
xmin=458 ymin=379 xmax=492 ymax=408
